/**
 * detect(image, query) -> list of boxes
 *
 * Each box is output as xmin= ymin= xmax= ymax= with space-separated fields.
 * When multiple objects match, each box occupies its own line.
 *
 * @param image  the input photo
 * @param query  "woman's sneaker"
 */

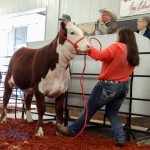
xmin=56 ymin=123 xmax=70 ymax=136
xmin=115 ymin=141 xmax=125 ymax=147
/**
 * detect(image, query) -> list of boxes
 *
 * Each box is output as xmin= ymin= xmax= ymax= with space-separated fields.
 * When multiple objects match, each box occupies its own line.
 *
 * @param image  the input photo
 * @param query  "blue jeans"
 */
xmin=68 ymin=80 xmax=129 ymax=142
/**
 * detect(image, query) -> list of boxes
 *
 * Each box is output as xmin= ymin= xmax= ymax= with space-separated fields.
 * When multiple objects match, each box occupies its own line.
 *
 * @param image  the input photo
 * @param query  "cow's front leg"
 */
xmin=24 ymin=93 xmax=33 ymax=122
xmin=34 ymin=90 xmax=45 ymax=137
xmin=55 ymin=92 xmax=66 ymax=135
xmin=55 ymin=92 xmax=66 ymax=125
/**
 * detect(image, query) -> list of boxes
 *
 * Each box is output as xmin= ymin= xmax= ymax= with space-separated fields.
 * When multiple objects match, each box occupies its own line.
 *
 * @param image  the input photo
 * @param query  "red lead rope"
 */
xmin=69 ymin=54 xmax=87 ymax=142
xmin=69 ymin=37 xmax=102 ymax=142
xmin=60 ymin=32 xmax=85 ymax=54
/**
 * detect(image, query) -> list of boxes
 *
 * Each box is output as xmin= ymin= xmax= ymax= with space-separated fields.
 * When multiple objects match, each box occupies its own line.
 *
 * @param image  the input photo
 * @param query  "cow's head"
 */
xmin=59 ymin=22 xmax=90 ymax=54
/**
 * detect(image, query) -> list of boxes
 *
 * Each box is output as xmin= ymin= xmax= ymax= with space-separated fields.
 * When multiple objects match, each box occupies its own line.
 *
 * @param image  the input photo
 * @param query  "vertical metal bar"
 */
xmin=15 ymin=87 xmax=18 ymax=119
xmin=64 ymin=91 xmax=69 ymax=126
xmin=125 ymin=72 xmax=137 ymax=141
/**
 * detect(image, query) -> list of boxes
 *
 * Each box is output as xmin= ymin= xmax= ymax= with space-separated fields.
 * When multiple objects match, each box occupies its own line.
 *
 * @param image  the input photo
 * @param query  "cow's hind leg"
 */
xmin=34 ymin=91 xmax=45 ymax=137
xmin=24 ymin=93 xmax=33 ymax=122
xmin=1 ymin=81 xmax=13 ymax=123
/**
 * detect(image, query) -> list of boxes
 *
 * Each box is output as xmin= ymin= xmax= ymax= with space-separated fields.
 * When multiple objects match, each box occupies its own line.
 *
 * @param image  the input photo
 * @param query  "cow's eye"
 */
xmin=70 ymin=32 xmax=74 ymax=35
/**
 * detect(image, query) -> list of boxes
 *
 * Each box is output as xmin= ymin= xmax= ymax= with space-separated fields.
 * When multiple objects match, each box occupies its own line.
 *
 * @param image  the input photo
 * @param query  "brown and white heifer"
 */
xmin=0 ymin=22 xmax=90 ymax=136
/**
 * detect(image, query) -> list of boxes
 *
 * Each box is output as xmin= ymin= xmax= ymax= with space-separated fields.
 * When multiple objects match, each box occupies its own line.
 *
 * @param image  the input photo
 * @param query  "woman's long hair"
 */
xmin=118 ymin=27 xmax=140 ymax=66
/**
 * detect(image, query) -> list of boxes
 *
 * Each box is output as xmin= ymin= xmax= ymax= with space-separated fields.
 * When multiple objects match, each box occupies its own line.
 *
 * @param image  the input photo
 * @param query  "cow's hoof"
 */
xmin=1 ymin=117 xmax=7 ymax=123
xmin=35 ymin=127 xmax=44 ymax=137
xmin=1 ymin=120 xmax=6 ymax=123
xmin=26 ymin=110 xmax=33 ymax=122
xmin=1 ymin=109 xmax=7 ymax=123
xmin=26 ymin=118 xmax=33 ymax=123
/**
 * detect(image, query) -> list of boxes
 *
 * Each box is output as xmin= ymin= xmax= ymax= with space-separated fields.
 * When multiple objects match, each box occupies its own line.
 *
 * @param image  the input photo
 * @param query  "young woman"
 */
xmin=57 ymin=27 xmax=140 ymax=147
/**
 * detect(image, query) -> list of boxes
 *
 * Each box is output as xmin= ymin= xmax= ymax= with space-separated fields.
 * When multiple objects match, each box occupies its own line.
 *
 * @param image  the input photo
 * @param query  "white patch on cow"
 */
xmin=38 ymin=78 xmax=46 ymax=94
xmin=26 ymin=110 xmax=33 ymax=122
xmin=57 ymin=42 xmax=76 ymax=64
xmin=35 ymin=127 xmax=44 ymax=137
xmin=8 ymin=75 xmax=15 ymax=88
xmin=1 ymin=109 xmax=7 ymax=123
xmin=38 ymin=67 xmax=70 ymax=98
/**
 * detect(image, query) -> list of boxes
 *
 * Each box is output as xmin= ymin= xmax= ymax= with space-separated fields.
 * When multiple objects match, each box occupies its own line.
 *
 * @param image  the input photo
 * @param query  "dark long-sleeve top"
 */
xmin=135 ymin=28 xmax=150 ymax=39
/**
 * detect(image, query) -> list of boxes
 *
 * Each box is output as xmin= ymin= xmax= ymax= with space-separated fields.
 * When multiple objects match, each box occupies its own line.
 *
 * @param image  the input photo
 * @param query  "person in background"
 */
xmin=0 ymin=70 xmax=2 ymax=84
xmin=57 ymin=27 xmax=140 ymax=147
xmin=59 ymin=14 xmax=71 ymax=25
xmin=136 ymin=16 xmax=150 ymax=39
xmin=0 ymin=70 xmax=1 ymax=100
xmin=95 ymin=8 xmax=118 ymax=35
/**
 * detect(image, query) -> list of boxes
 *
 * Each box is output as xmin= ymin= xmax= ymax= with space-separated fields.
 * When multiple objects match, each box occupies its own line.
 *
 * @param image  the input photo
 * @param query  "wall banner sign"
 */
xmin=120 ymin=0 xmax=150 ymax=17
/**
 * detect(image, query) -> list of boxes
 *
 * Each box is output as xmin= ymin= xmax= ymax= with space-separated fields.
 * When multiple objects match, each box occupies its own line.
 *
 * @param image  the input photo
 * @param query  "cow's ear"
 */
xmin=59 ymin=21 xmax=67 ymax=44
xmin=60 ymin=21 xmax=66 ymax=32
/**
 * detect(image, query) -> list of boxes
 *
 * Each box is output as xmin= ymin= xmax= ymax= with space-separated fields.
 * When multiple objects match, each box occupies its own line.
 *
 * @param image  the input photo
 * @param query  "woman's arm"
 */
xmin=88 ymin=44 xmax=117 ymax=62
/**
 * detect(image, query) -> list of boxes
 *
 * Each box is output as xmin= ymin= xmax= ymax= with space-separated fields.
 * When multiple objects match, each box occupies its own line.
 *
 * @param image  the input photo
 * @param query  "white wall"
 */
xmin=59 ymin=0 xmax=121 ymax=24
xmin=27 ymin=33 xmax=150 ymax=116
